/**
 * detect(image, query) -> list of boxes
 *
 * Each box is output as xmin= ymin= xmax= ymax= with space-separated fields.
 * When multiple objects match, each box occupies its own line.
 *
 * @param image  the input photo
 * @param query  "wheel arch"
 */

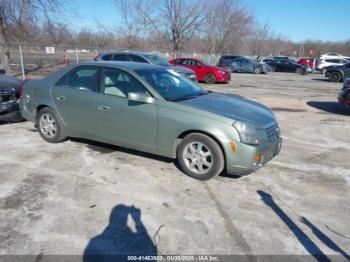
xmin=172 ymin=129 xmax=227 ymax=166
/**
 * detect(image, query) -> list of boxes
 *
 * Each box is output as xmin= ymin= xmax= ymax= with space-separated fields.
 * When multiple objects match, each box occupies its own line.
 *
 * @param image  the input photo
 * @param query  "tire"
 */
xmin=329 ymin=72 xmax=342 ymax=82
xmin=204 ymin=73 xmax=216 ymax=84
xmin=177 ymin=133 xmax=225 ymax=180
xmin=36 ymin=107 xmax=67 ymax=143
xmin=254 ymin=67 xmax=261 ymax=74
xmin=296 ymin=67 xmax=302 ymax=74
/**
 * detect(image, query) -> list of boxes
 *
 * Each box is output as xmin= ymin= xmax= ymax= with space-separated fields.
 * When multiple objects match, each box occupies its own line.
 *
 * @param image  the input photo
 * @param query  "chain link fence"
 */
xmin=7 ymin=43 xmax=102 ymax=78
xmin=6 ymin=43 xmax=262 ymax=79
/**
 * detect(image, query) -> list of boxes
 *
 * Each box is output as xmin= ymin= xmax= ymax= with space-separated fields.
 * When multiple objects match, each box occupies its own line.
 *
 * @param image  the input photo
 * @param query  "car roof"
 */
xmin=78 ymin=61 xmax=165 ymax=70
xmin=172 ymin=57 xmax=200 ymax=60
xmin=99 ymin=51 xmax=157 ymax=57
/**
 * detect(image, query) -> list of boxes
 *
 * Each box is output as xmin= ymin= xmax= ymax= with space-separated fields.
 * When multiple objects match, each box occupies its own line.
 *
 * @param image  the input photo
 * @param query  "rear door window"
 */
xmin=102 ymin=54 xmax=113 ymax=61
xmin=129 ymin=55 xmax=148 ymax=63
xmin=66 ymin=67 xmax=99 ymax=92
xmin=112 ymin=54 xmax=130 ymax=61
xmin=176 ymin=59 xmax=186 ymax=65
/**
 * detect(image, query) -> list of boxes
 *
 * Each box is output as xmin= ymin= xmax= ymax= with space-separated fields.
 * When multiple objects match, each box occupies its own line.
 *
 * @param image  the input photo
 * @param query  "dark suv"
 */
xmin=326 ymin=62 xmax=350 ymax=82
xmin=217 ymin=55 xmax=245 ymax=67
xmin=95 ymin=51 xmax=197 ymax=82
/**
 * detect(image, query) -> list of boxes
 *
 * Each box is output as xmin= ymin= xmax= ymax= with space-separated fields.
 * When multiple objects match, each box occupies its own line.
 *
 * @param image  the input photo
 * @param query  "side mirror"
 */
xmin=0 ymin=68 xmax=6 ymax=75
xmin=197 ymin=64 xmax=202 ymax=68
xmin=128 ymin=91 xmax=155 ymax=104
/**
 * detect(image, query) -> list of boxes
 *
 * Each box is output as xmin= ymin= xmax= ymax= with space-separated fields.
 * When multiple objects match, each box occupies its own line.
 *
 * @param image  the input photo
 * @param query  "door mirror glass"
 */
xmin=128 ymin=91 xmax=155 ymax=104
xmin=0 ymin=68 xmax=6 ymax=75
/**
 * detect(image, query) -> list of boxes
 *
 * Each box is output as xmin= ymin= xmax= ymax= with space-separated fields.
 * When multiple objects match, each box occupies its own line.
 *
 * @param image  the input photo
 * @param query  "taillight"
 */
xmin=19 ymin=79 xmax=30 ymax=98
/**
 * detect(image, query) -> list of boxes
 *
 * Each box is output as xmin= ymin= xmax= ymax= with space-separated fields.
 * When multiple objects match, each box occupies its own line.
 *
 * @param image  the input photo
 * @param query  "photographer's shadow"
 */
xmin=84 ymin=204 xmax=157 ymax=262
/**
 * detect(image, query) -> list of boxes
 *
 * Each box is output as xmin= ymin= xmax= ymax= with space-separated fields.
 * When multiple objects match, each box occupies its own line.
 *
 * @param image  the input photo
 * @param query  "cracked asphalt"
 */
xmin=0 ymin=72 xmax=349 ymax=259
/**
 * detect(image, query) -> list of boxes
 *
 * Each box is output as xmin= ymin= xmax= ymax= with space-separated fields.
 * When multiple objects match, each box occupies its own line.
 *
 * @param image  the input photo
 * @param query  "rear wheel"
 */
xmin=177 ymin=133 xmax=225 ymax=180
xmin=254 ymin=67 xmax=262 ymax=74
xmin=329 ymin=72 xmax=342 ymax=82
xmin=204 ymin=73 xmax=216 ymax=84
xmin=37 ymin=107 xmax=67 ymax=143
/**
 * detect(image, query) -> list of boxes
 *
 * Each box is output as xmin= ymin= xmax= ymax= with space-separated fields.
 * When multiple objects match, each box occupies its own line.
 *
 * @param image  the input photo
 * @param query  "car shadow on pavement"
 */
xmin=71 ymin=138 xmax=173 ymax=163
xmin=307 ymin=101 xmax=350 ymax=115
xmin=84 ymin=204 xmax=157 ymax=262
xmin=257 ymin=190 xmax=331 ymax=262
xmin=312 ymin=78 xmax=330 ymax=82
xmin=71 ymin=138 xmax=240 ymax=179
xmin=300 ymin=217 xmax=350 ymax=261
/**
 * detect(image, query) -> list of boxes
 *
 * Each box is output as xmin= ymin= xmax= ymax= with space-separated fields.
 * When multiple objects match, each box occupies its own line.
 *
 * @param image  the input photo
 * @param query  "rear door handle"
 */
xmin=56 ymin=96 xmax=66 ymax=100
xmin=97 ymin=105 xmax=111 ymax=111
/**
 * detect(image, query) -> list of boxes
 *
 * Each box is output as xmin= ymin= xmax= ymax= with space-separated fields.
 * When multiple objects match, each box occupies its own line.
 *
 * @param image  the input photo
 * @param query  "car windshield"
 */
xmin=135 ymin=68 xmax=207 ymax=101
xmin=144 ymin=55 xmax=170 ymax=67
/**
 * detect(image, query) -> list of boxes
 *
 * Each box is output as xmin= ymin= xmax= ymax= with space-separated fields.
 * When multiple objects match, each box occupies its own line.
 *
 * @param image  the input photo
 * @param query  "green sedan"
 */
xmin=20 ymin=62 xmax=282 ymax=180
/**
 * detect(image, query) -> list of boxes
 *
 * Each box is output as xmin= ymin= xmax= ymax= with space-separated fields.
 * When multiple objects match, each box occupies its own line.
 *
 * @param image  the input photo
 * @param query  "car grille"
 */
xmin=0 ymin=94 xmax=15 ymax=103
xmin=265 ymin=123 xmax=279 ymax=142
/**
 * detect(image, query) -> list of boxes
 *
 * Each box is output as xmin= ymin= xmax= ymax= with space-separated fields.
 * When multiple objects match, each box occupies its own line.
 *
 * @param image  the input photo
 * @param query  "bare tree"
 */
xmin=160 ymin=0 xmax=206 ymax=55
xmin=205 ymin=0 xmax=253 ymax=55
xmin=113 ymin=0 xmax=155 ymax=49
xmin=0 ymin=0 xmax=66 ymax=73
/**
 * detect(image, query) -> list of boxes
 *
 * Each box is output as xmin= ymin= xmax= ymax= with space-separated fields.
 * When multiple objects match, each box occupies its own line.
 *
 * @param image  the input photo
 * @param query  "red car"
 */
xmin=297 ymin=57 xmax=318 ymax=69
xmin=169 ymin=57 xmax=230 ymax=84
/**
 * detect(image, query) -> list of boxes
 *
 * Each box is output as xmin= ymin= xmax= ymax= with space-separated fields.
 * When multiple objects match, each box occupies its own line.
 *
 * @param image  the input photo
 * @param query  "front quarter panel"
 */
xmin=156 ymin=100 xmax=240 ymax=158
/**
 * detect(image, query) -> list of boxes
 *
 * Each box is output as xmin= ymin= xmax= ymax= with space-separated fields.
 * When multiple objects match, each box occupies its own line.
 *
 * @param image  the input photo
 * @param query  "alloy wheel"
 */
xmin=183 ymin=142 xmax=213 ymax=175
xmin=39 ymin=113 xmax=57 ymax=138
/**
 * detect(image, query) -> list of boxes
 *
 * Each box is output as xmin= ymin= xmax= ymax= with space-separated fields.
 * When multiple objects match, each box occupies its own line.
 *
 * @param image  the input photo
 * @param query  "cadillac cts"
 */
xmin=20 ymin=62 xmax=282 ymax=180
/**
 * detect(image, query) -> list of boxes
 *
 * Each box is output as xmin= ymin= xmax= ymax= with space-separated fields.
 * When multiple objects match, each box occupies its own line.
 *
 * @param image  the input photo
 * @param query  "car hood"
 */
xmin=176 ymin=92 xmax=276 ymax=128
xmin=0 ymin=76 xmax=21 ymax=94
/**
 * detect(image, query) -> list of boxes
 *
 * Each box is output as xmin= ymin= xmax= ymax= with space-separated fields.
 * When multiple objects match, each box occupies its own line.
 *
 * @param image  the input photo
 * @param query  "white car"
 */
xmin=317 ymin=58 xmax=349 ymax=74
xmin=320 ymin=53 xmax=350 ymax=60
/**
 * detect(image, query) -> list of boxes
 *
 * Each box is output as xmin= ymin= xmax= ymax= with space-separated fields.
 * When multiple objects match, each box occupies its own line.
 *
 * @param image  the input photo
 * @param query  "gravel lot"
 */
xmin=0 ymin=71 xmax=349 ymax=260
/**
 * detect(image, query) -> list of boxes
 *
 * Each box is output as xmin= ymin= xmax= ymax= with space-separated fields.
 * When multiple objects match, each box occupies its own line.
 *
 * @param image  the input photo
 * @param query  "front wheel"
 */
xmin=37 ymin=107 xmax=67 ymax=143
xmin=204 ymin=73 xmax=216 ymax=84
xmin=177 ymin=133 xmax=225 ymax=180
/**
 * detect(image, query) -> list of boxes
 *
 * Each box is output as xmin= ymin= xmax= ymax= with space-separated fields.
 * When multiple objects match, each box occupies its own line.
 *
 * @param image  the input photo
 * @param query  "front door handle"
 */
xmin=97 ymin=105 xmax=111 ymax=111
xmin=56 ymin=96 xmax=66 ymax=100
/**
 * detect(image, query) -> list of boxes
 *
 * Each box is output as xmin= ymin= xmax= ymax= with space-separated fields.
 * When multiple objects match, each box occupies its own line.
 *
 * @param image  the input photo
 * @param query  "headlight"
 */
xmin=232 ymin=121 xmax=260 ymax=145
xmin=219 ymin=70 xmax=226 ymax=75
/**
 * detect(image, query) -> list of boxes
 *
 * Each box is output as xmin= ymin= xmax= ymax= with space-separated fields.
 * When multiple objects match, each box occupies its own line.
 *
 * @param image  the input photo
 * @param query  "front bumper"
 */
xmin=0 ymin=100 xmax=23 ymax=122
xmin=222 ymin=136 xmax=282 ymax=176
xmin=216 ymin=72 xmax=231 ymax=82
